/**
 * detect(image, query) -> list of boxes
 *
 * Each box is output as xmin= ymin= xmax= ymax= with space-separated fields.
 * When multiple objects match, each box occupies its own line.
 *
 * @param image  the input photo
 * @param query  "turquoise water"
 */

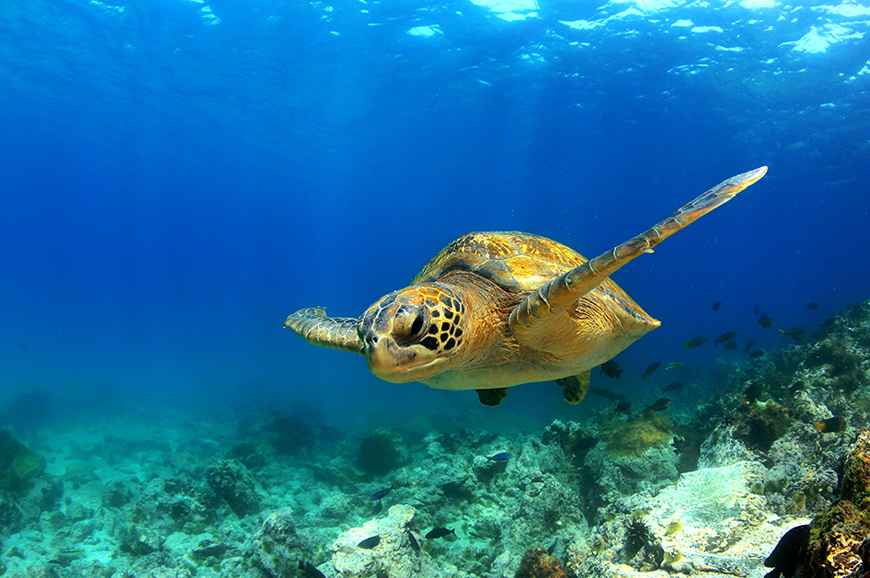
xmin=1 ymin=0 xmax=869 ymax=574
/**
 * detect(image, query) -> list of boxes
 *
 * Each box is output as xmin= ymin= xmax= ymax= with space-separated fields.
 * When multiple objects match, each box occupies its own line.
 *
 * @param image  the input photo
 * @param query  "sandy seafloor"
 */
xmin=3 ymin=301 xmax=870 ymax=578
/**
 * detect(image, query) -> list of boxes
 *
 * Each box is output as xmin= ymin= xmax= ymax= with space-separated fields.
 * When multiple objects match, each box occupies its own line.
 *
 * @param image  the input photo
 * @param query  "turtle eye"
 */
xmin=394 ymin=307 xmax=428 ymax=343
xmin=410 ymin=313 xmax=425 ymax=337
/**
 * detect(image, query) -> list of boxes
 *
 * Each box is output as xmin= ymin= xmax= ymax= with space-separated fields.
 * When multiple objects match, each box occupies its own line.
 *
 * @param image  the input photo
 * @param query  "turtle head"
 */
xmin=360 ymin=284 xmax=467 ymax=383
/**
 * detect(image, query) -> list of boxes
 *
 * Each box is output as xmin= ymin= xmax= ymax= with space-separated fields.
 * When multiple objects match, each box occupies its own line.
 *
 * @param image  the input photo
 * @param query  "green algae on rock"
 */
xmin=600 ymin=414 xmax=673 ymax=458
xmin=732 ymin=402 xmax=792 ymax=452
xmin=799 ymin=427 xmax=870 ymax=578
xmin=0 ymin=430 xmax=45 ymax=496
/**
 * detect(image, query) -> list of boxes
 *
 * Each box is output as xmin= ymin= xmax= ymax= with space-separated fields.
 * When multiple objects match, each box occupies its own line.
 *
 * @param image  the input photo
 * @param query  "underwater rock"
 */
xmin=572 ymin=461 xmax=812 ymax=578
xmin=129 ymin=476 xmax=218 ymax=535
xmin=331 ymin=504 xmax=457 ymax=578
xmin=621 ymin=517 xmax=665 ymax=572
xmin=506 ymin=468 xmax=588 ymax=547
xmin=121 ymin=551 xmax=195 ymax=578
xmin=102 ymin=478 xmax=133 ymax=508
xmin=514 ymin=546 xmax=568 ymax=578
xmin=264 ymin=412 xmax=315 ymax=456
xmin=356 ymin=428 xmax=406 ymax=476
xmin=0 ymin=429 xmax=46 ymax=497
xmin=587 ymin=443 xmax=679 ymax=498
xmin=698 ymin=424 xmax=755 ymax=469
xmin=599 ymin=414 xmax=674 ymax=459
xmin=118 ymin=523 xmax=164 ymax=556
xmin=0 ymin=489 xmax=23 ymax=532
xmin=733 ymin=402 xmax=792 ymax=452
xmin=252 ymin=507 xmax=313 ymax=578
xmin=797 ymin=427 xmax=870 ymax=578
xmin=472 ymin=451 xmax=511 ymax=483
xmin=762 ymin=422 xmax=841 ymax=517
xmin=205 ymin=459 xmax=263 ymax=518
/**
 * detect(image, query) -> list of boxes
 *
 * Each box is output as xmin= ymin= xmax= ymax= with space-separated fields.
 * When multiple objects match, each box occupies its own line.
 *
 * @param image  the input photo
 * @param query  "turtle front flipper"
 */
xmin=284 ymin=307 xmax=364 ymax=355
xmin=509 ymin=166 xmax=767 ymax=340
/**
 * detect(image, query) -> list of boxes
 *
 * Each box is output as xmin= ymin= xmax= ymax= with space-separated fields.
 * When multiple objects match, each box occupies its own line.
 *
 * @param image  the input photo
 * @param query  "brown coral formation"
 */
xmin=799 ymin=427 xmax=870 ymax=578
xmin=514 ymin=546 xmax=568 ymax=578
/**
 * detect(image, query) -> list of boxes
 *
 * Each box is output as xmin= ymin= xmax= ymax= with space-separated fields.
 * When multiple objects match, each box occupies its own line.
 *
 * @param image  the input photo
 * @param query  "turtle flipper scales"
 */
xmin=556 ymin=371 xmax=590 ymax=405
xmin=284 ymin=307 xmax=364 ymax=355
xmin=509 ymin=166 xmax=767 ymax=340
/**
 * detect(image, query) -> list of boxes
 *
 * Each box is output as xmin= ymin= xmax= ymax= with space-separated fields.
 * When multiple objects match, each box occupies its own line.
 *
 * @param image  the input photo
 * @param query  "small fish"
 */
xmin=683 ymin=336 xmax=707 ymax=350
xmin=758 ymin=313 xmax=774 ymax=328
xmin=749 ymin=349 xmax=765 ymax=359
xmin=645 ymin=398 xmax=671 ymax=412
xmin=488 ymin=452 xmax=511 ymax=461
xmin=590 ymin=387 xmax=624 ymax=401
xmin=780 ymin=327 xmax=807 ymax=342
xmin=599 ymin=359 xmax=623 ymax=378
xmin=723 ymin=341 xmax=739 ymax=351
xmin=743 ymin=381 xmax=766 ymax=403
xmin=661 ymin=382 xmax=683 ymax=393
xmin=358 ymin=536 xmax=381 ymax=549
xmin=613 ymin=400 xmax=633 ymax=414
xmin=426 ymin=528 xmax=456 ymax=540
xmin=814 ymin=416 xmax=846 ymax=433
xmin=407 ymin=531 xmax=420 ymax=552
xmin=663 ymin=362 xmax=683 ymax=371
xmin=372 ymin=501 xmax=382 ymax=515
xmin=754 ymin=305 xmax=761 ymax=316
xmin=547 ymin=539 xmax=558 ymax=555
xmin=807 ymin=302 xmax=818 ymax=310
xmin=743 ymin=340 xmax=757 ymax=353
xmin=641 ymin=362 xmax=661 ymax=380
xmin=764 ymin=524 xmax=810 ymax=578
xmin=712 ymin=301 xmax=722 ymax=311
xmin=713 ymin=331 xmax=736 ymax=345
xmin=818 ymin=317 xmax=836 ymax=330
xmin=369 ymin=481 xmax=397 ymax=501
xmin=298 ymin=561 xmax=327 ymax=578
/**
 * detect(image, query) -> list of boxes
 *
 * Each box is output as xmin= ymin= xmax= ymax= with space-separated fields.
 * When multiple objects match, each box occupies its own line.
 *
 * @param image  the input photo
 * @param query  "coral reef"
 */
xmin=3 ymin=299 xmax=870 ymax=577
xmin=798 ymin=427 xmax=870 ymax=578
xmin=357 ymin=428 xmax=405 ymax=476
xmin=732 ymin=402 xmax=792 ymax=452
xmin=514 ymin=546 xmax=568 ymax=578
xmin=0 ymin=429 xmax=46 ymax=496
xmin=205 ymin=459 xmax=263 ymax=518
xmin=599 ymin=414 xmax=673 ymax=458
xmin=331 ymin=504 xmax=457 ymax=578
xmin=251 ymin=508 xmax=314 ymax=577
xmin=265 ymin=412 xmax=315 ymax=456
xmin=569 ymin=461 xmax=809 ymax=577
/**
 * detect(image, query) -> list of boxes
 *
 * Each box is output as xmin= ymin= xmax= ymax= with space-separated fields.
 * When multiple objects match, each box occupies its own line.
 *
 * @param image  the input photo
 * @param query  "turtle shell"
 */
xmin=412 ymin=231 xmax=589 ymax=292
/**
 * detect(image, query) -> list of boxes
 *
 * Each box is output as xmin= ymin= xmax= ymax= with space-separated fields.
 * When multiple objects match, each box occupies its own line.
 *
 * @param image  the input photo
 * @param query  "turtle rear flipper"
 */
xmin=509 ymin=166 xmax=767 ymax=340
xmin=556 ymin=371 xmax=590 ymax=404
xmin=284 ymin=307 xmax=364 ymax=355
xmin=476 ymin=388 xmax=508 ymax=406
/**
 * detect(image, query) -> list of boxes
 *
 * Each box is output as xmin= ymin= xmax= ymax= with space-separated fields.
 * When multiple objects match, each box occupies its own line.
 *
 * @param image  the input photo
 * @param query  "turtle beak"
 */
xmin=364 ymin=332 xmax=414 ymax=383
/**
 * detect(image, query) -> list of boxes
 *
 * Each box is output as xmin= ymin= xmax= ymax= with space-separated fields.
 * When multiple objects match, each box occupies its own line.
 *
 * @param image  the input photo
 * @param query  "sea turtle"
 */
xmin=285 ymin=167 xmax=767 ymax=406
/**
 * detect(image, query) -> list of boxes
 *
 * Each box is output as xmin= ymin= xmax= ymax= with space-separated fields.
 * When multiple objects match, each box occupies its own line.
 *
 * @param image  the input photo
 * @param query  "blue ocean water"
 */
xmin=1 ymin=0 xmax=869 ymax=430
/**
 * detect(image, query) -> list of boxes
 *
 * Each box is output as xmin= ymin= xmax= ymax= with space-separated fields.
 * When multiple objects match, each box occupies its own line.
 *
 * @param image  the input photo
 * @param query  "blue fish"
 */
xmin=369 ymin=481 xmax=397 ymax=501
xmin=488 ymin=452 xmax=511 ymax=461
